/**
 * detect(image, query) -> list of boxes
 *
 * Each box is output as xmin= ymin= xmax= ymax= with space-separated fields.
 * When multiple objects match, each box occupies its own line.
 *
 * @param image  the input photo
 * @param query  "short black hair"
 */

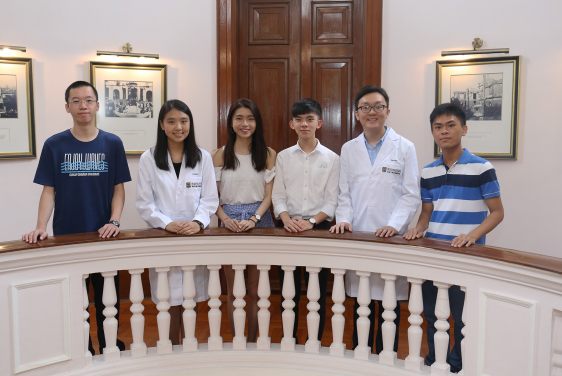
xmin=354 ymin=85 xmax=389 ymax=110
xmin=291 ymin=98 xmax=322 ymax=120
xmin=65 ymin=81 xmax=98 ymax=103
xmin=429 ymin=103 xmax=467 ymax=128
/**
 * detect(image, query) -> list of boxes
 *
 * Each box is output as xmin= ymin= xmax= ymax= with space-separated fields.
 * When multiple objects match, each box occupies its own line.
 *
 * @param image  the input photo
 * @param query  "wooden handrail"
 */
xmin=2 ymin=228 xmax=561 ymax=275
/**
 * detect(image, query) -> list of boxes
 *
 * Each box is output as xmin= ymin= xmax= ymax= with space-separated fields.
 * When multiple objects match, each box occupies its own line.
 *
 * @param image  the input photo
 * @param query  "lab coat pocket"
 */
xmin=185 ymin=176 xmax=204 ymax=200
xmin=381 ymin=162 xmax=403 ymax=187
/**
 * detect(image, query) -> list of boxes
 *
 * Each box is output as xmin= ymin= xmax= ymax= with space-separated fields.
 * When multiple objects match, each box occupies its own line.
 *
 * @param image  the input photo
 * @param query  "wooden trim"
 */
xmin=364 ymin=0 xmax=383 ymax=86
xmin=3 ymin=228 xmax=562 ymax=276
xmin=217 ymin=0 xmax=238 ymax=148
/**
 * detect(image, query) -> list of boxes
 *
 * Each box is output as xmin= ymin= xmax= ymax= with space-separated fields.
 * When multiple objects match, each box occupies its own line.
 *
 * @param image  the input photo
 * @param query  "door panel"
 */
xmin=217 ymin=0 xmax=382 ymax=154
xmin=312 ymin=59 xmax=351 ymax=153
xmin=249 ymin=59 xmax=289 ymax=153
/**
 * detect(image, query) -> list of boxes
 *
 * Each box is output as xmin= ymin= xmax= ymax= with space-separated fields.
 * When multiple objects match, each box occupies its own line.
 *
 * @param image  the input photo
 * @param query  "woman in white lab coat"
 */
xmin=136 ymin=99 xmax=219 ymax=344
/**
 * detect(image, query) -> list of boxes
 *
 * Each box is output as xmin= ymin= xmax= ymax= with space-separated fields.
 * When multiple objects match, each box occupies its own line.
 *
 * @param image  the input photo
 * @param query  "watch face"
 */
xmin=255 ymin=214 xmax=261 ymax=220
xmin=309 ymin=218 xmax=316 ymax=225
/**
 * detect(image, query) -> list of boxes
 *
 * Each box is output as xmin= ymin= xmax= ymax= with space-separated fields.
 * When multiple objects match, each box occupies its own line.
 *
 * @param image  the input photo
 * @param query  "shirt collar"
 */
xmin=363 ymin=126 xmax=388 ymax=150
xmin=436 ymin=148 xmax=471 ymax=166
xmin=295 ymin=138 xmax=322 ymax=154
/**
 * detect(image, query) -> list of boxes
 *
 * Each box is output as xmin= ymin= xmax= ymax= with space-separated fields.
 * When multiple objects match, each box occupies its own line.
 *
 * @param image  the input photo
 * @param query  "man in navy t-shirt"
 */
xmin=23 ymin=81 xmax=132 ymax=355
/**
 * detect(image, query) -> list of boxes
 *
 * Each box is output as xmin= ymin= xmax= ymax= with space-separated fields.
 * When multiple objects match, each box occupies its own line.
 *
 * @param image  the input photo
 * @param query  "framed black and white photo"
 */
xmin=90 ymin=61 xmax=167 ymax=156
xmin=435 ymin=56 xmax=521 ymax=159
xmin=0 ymin=57 xmax=36 ymax=159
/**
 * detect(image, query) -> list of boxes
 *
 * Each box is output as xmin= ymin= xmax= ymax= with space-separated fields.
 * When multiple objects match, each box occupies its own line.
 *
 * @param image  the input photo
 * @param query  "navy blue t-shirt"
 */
xmin=34 ymin=129 xmax=131 ymax=235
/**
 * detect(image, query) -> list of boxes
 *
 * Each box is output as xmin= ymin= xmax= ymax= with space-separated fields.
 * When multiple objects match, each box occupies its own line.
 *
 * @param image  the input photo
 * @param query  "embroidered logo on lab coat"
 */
xmin=382 ymin=167 xmax=402 ymax=175
xmin=186 ymin=182 xmax=202 ymax=188
xmin=318 ymin=164 xmax=327 ymax=168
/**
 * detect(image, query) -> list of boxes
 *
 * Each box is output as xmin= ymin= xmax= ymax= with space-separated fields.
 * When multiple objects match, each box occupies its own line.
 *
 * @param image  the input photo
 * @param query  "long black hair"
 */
xmin=223 ymin=98 xmax=268 ymax=171
xmin=153 ymin=99 xmax=201 ymax=171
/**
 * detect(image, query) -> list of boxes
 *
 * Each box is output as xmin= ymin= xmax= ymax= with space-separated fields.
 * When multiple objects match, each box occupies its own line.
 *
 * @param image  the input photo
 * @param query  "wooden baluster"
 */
xmin=305 ymin=267 xmax=321 ymax=353
xmin=330 ymin=268 xmax=346 ymax=356
xmin=207 ymin=265 xmax=223 ymax=350
xmin=129 ymin=268 xmax=147 ymax=357
xmin=181 ymin=266 xmax=198 ymax=352
xmin=379 ymin=274 xmax=398 ymax=365
xmin=404 ymin=277 xmax=425 ymax=370
xmin=256 ymin=264 xmax=271 ymax=350
xmin=458 ymin=286 xmax=467 ymax=375
xmin=101 ymin=270 xmax=120 ymax=362
xmin=432 ymin=281 xmax=452 ymax=375
xmin=82 ymin=274 xmax=92 ymax=365
xmin=354 ymin=271 xmax=371 ymax=360
xmin=281 ymin=265 xmax=296 ymax=351
xmin=232 ymin=264 xmax=247 ymax=350
xmin=155 ymin=267 xmax=172 ymax=355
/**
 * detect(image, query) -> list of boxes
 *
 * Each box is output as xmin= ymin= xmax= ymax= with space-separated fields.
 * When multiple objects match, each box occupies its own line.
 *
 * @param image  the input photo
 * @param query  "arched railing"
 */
xmin=1 ymin=228 xmax=561 ymax=375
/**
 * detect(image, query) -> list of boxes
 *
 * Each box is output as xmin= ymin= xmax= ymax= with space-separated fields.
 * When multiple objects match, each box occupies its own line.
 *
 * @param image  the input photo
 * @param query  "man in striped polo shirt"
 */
xmin=404 ymin=102 xmax=504 ymax=372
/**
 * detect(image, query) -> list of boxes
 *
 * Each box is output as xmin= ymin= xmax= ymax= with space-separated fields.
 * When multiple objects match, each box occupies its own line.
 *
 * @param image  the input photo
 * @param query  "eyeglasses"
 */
xmin=67 ymin=99 xmax=98 ymax=106
xmin=358 ymin=105 xmax=387 ymax=113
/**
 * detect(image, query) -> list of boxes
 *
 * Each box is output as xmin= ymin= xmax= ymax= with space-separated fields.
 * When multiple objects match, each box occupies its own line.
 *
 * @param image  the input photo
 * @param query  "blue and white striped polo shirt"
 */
xmin=420 ymin=149 xmax=500 ymax=245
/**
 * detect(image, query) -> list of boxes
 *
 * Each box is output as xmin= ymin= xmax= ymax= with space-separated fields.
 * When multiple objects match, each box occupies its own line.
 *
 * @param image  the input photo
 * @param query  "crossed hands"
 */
xmin=222 ymin=217 xmax=256 ymax=233
xmin=283 ymin=217 xmax=314 ymax=233
xmin=165 ymin=221 xmax=201 ymax=235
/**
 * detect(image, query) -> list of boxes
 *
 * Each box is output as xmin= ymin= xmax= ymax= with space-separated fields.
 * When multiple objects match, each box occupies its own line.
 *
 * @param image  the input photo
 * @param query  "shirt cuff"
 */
xmin=273 ymin=202 xmax=288 ymax=219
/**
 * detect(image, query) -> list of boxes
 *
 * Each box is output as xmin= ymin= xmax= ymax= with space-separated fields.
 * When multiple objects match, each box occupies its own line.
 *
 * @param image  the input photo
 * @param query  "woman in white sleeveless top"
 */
xmin=212 ymin=98 xmax=276 ymax=342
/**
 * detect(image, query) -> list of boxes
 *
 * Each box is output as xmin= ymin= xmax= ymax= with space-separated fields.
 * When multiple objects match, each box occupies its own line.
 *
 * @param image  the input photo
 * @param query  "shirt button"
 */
xmin=305 ymin=184 xmax=307 ymax=187
xmin=369 ymin=197 xmax=372 ymax=202
xmin=304 ymin=198 xmax=307 ymax=200
xmin=370 ymin=174 xmax=373 ymax=178
xmin=305 ymin=171 xmax=308 ymax=173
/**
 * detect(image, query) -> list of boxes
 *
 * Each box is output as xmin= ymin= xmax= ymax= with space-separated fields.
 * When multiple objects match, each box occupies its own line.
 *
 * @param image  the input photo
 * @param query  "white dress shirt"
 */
xmin=272 ymin=139 xmax=340 ymax=221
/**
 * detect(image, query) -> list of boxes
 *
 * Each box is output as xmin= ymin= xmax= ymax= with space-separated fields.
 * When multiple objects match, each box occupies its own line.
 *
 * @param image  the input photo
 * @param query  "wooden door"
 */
xmin=218 ymin=0 xmax=383 ymax=155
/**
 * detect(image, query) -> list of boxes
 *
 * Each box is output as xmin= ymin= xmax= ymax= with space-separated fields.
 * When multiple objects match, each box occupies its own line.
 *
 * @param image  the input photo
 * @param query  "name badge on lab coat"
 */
xmin=382 ymin=167 xmax=402 ymax=175
xmin=186 ymin=182 xmax=202 ymax=188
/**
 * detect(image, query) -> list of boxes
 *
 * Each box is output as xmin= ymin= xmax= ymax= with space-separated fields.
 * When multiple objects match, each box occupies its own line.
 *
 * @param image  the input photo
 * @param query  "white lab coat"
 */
xmin=136 ymin=147 xmax=219 ymax=305
xmin=336 ymin=128 xmax=420 ymax=300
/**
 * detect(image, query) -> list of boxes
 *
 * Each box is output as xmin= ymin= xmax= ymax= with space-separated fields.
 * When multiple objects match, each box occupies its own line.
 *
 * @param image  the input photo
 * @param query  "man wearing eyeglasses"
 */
xmin=330 ymin=85 xmax=420 ymax=355
xmin=23 ymin=80 xmax=131 ymax=355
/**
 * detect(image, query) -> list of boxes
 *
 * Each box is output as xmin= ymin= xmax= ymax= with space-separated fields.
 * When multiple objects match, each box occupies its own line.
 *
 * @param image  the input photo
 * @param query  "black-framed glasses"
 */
xmin=358 ymin=105 xmax=387 ymax=113
xmin=67 ymin=99 xmax=97 ymax=106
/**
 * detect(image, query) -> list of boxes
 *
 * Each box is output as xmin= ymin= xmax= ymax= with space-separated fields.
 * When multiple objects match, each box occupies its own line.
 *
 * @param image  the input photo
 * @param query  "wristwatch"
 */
xmin=251 ymin=213 xmax=261 ymax=223
xmin=308 ymin=218 xmax=317 ymax=225
xmin=108 ymin=220 xmax=120 ymax=227
xmin=193 ymin=220 xmax=204 ymax=230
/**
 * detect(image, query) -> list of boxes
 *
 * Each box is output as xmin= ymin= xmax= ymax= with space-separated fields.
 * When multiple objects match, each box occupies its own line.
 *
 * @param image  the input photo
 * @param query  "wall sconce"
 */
xmin=441 ymin=38 xmax=509 ymax=57
xmin=0 ymin=45 xmax=27 ymax=52
xmin=96 ymin=43 xmax=159 ymax=59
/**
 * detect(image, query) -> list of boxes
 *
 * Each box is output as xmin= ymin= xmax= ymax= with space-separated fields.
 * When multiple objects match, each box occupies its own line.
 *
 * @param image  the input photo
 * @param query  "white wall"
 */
xmin=2 ymin=0 xmax=561 ymax=258
xmin=0 ymin=0 xmax=217 ymax=242
xmin=381 ymin=0 xmax=562 ymax=257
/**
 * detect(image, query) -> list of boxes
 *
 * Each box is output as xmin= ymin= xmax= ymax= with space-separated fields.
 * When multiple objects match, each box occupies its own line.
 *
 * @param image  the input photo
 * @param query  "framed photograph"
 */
xmin=435 ymin=56 xmax=521 ymax=159
xmin=0 ymin=57 xmax=36 ymax=159
xmin=89 ymin=61 xmax=167 ymax=156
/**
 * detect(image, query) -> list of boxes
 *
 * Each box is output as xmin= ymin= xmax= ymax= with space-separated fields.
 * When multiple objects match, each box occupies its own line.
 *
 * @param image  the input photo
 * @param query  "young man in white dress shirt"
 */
xmin=272 ymin=98 xmax=340 ymax=343
xmin=330 ymin=85 xmax=420 ymax=354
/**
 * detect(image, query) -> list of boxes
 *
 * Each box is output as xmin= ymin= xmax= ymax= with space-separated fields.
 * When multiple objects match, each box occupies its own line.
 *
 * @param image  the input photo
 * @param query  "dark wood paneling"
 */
xmin=250 ymin=3 xmax=290 ymax=44
xmin=217 ymin=0 xmax=238 ymax=147
xmin=218 ymin=0 xmax=382 ymax=152
xmin=312 ymin=2 xmax=353 ymax=44
xmin=312 ymin=58 xmax=352 ymax=153
xmin=249 ymin=59 xmax=289 ymax=153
